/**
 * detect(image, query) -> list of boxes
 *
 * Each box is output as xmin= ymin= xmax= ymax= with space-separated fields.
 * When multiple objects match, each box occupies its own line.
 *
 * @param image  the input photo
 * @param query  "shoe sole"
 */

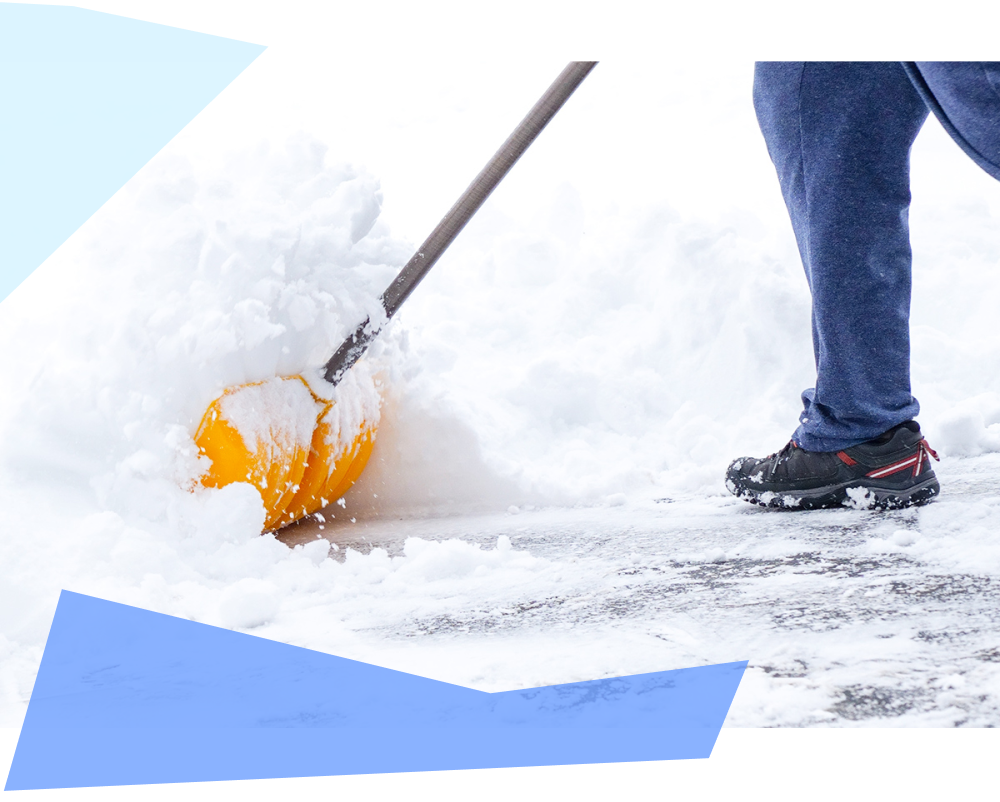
xmin=733 ymin=475 xmax=941 ymax=511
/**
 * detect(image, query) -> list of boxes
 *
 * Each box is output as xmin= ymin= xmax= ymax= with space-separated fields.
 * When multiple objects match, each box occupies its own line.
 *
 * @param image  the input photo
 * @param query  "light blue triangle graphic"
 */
xmin=0 ymin=4 xmax=265 ymax=304
xmin=5 ymin=591 xmax=747 ymax=789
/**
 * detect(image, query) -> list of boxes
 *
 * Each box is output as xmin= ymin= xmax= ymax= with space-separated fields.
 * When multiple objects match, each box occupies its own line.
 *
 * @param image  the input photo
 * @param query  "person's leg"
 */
xmin=904 ymin=62 xmax=1000 ymax=180
xmin=753 ymin=62 xmax=929 ymax=452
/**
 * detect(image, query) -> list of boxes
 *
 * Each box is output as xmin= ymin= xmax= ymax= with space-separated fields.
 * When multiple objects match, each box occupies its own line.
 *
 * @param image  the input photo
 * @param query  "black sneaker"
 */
xmin=725 ymin=421 xmax=940 ymax=510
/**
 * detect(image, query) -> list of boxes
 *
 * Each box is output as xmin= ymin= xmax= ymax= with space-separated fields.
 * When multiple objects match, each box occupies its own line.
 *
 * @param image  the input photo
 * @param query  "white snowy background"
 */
xmin=3 ymin=0 xmax=1000 ymax=734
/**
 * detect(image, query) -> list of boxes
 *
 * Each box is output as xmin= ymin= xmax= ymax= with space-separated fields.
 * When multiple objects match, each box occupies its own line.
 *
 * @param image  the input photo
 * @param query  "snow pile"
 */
xmin=0 ymin=136 xmax=410 ymax=723
xmin=925 ymin=395 xmax=1000 ymax=457
xmin=0 ymin=134 xmax=398 ymax=490
xmin=351 ymin=200 xmax=814 ymax=514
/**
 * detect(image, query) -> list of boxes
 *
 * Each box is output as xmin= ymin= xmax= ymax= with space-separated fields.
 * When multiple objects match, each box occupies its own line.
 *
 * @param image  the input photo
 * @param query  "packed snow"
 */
xmin=3 ymin=56 xmax=1000 ymax=729
xmin=215 ymin=377 xmax=323 ymax=458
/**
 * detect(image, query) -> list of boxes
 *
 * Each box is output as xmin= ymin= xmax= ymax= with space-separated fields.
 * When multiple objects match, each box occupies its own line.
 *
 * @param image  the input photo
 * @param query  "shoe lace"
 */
xmin=921 ymin=438 xmax=940 ymax=461
xmin=765 ymin=440 xmax=797 ymax=480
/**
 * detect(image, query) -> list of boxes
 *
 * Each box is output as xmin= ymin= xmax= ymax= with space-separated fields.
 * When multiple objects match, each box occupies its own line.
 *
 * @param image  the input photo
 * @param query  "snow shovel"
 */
xmin=194 ymin=61 xmax=598 ymax=531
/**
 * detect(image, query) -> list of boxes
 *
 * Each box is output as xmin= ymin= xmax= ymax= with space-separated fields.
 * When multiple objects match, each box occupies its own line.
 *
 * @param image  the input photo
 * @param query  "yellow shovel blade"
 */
xmin=194 ymin=375 xmax=376 ymax=532
xmin=272 ymin=406 xmax=376 ymax=529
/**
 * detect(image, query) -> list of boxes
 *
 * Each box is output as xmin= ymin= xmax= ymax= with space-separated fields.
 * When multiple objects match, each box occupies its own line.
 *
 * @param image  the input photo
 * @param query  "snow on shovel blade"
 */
xmin=194 ymin=376 xmax=374 ymax=532
xmin=192 ymin=63 xmax=596 ymax=533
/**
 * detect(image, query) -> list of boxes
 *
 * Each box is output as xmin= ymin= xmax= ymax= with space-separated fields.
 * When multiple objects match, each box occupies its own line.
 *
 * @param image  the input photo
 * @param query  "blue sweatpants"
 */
xmin=753 ymin=62 xmax=1000 ymax=452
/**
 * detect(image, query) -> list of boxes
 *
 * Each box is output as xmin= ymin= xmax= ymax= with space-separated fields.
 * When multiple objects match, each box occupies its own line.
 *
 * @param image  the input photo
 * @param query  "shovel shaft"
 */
xmin=323 ymin=61 xmax=597 ymax=387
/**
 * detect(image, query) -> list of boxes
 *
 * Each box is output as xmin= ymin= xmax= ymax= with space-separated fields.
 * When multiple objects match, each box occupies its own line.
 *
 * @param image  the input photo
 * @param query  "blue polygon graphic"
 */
xmin=6 ymin=591 xmax=747 ymax=789
xmin=0 ymin=4 xmax=265 ymax=304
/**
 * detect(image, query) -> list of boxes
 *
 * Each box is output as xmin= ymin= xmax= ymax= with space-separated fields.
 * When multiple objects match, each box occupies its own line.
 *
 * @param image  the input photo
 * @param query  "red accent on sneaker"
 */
xmin=922 ymin=439 xmax=940 ymax=461
xmin=866 ymin=454 xmax=920 ymax=479
xmin=837 ymin=451 xmax=857 ymax=466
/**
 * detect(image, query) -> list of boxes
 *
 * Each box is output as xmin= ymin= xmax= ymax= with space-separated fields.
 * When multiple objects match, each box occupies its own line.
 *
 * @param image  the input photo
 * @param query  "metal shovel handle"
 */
xmin=323 ymin=61 xmax=598 ymax=386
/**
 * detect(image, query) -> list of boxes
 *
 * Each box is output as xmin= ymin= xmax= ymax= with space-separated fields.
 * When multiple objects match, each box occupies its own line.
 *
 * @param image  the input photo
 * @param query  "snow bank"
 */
xmin=0 ymin=135 xmax=399 ymax=507
xmin=350 ymin=197 xmax=816 ymax=514
xmin=0 ymin=136 xmax=412 ymax=723
xmin=925 ymin=395 xmax=1000 ymax=457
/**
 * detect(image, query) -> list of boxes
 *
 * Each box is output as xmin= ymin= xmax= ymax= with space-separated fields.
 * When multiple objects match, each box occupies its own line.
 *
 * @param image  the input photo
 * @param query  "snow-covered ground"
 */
xmin=3 ymin=7 xmax=1000 ymax=730
xmin=284 ymin=452 xmax=1000 ymax=727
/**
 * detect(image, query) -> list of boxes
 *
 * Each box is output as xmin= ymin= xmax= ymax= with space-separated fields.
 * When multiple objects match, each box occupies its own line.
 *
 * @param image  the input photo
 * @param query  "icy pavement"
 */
xmin=278 ymin=454 xmax=1000 ymax=728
